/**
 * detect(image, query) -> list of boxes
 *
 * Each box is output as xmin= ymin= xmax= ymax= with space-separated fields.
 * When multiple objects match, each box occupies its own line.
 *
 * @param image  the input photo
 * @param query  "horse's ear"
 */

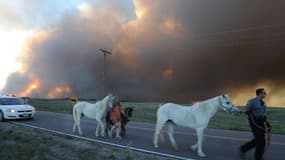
xmin=222 ymin=94 xmax=225 ymax=98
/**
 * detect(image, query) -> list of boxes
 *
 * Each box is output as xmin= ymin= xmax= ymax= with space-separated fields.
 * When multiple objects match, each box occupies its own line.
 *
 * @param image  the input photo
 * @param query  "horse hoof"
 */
xmin=190 ymin=144 xmax=198 ymax=151
xmin=172 ymin=146 xmax=179 ymax=151
xmin=198 ymin=152 xmax=206 ymax=157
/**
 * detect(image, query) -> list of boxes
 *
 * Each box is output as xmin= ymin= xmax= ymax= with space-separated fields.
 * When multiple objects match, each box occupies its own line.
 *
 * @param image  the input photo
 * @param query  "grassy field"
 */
xmin=28 ymin=99 xmax=285 ymax=135
xmin=0 ymin=123 xmax=173 ymax=160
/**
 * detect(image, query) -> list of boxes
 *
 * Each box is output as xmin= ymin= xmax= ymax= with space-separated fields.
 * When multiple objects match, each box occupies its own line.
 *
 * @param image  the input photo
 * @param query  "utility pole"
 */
xmin=99 ymin=48 xmax=112 ymax=98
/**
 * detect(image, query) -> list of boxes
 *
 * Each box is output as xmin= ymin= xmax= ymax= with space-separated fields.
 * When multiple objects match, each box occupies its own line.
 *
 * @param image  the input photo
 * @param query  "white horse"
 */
xmin=153 ymin=94 xmax=240 ymax=157
xmin=72 ymin=94 xmax=114 ymax=136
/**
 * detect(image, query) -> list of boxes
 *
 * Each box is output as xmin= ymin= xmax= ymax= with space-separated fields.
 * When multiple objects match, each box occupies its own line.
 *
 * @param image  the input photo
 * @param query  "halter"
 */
xmin=218 ymin=95 xmax=234 ymax=112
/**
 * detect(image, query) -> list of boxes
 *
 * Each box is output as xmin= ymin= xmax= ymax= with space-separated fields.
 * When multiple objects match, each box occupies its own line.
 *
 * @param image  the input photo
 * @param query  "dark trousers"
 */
xmin=240 ymin=119 xmax=265 ymax=160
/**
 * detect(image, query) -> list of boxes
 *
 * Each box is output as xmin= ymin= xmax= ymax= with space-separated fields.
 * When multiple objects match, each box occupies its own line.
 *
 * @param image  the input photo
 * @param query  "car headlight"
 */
xmin=6 ymin=109 xmax=16 ymax=112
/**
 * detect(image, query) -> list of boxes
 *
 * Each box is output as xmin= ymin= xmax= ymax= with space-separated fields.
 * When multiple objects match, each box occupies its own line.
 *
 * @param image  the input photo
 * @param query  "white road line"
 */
xmin=11 ymin=122 xmax=195 ymax=160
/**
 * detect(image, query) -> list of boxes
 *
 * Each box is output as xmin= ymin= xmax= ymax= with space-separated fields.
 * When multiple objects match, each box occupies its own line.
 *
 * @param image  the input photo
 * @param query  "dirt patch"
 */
xmin=0 ymin=122 xmax=174 ymax=160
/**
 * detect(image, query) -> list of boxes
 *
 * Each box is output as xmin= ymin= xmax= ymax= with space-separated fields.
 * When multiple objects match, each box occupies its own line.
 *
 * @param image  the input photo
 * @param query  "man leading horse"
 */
xmin=239 ymin=88 xmax=272 ymax=160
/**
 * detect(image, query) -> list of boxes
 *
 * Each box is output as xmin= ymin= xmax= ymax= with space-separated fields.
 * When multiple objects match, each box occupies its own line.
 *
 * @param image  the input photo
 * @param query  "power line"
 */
xmin=189 ymin=24 xmax=285 ymax=47
xmin=194 ymin=23 xmax=285 ymax=38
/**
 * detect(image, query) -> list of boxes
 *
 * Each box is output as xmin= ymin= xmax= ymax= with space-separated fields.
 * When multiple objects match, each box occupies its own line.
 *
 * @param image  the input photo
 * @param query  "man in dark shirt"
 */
xmin=239 ymin=88 xmax=268 ymax=160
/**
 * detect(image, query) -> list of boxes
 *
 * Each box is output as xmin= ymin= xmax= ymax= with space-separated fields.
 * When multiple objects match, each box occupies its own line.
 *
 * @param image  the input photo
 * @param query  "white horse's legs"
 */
xmin=75 ymin=112 xmax=83 ymax=135
xmin=108 ymin=126 xmax=113 ymax=138
xmin=196 ymin=128 xmax=206 ymax=157
xmin=115 ymin=122 xmax=122 ymax=139
xmin=166 ymin=122 xmax=178 ymax=151
xmin=78 ymin=124 xmax=83 ymax=135
xmin=99 ymin=120 xmax=105 ymax=137
xmin=108 ymin=122 xmax=121 ymax=139
xmin=72 ymin=123 xmax=76 ymax=132
xmin=153 ymin=121 xmax=165 ymax=148
xmin=94 ymin=118 xmax=105 ymax=137
xmin=95 ymin=122 xmax=100 ymax=137
xmin=72 ymin=108 xmax=82 ymax=135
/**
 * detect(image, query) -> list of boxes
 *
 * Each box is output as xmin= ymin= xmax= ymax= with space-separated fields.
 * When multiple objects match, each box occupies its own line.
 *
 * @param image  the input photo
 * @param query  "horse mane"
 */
xmin=97 ymin=94 xmax=112 ymax=109
xmin=196 ymin=96 xmax=220 ymax=113
xmin=103 ymin=94 xmax=112 ymax=102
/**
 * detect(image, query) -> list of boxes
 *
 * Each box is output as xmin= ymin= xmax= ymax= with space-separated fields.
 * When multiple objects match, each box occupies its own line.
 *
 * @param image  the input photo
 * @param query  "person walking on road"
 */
xmin=239 ymin=88 xmax=271 ymax=160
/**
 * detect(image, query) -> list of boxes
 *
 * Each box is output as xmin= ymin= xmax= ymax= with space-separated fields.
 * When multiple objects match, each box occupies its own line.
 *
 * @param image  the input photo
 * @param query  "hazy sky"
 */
xmin=1 ymin=0 xmax=285 ymax=106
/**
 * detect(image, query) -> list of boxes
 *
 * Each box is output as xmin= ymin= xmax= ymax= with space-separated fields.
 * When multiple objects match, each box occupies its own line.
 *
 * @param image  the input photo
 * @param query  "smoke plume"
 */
xmin=2 ymin=0 xmax=285 ymax=106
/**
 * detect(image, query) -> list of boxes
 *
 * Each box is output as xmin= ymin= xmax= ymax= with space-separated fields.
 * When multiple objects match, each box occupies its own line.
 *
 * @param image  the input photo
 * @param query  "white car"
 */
xmin=0 ymin=96 xmax=35 ymax=121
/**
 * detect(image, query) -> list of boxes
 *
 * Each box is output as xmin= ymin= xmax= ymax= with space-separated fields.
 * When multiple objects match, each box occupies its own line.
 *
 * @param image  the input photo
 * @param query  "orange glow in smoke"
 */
xmin=18 ymin=80 xmax=41 ymax=97
xmin=31 ymin=84 xmax=37 ymax=89
xmin=47 ymin=85 xmax=72 ymax=98
xmin=160 ymin=19 xmax=183 ymax=36
xmin=231 ymin=81 xmax=285 ymax=107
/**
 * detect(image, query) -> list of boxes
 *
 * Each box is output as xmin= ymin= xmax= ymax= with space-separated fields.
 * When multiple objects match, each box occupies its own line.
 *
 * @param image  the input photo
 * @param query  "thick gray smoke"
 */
xmin=3 ymin=0 xmax=285 ymax=103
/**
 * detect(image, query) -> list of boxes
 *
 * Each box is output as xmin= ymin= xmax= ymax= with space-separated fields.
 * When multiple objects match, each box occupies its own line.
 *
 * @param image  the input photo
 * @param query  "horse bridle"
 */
xmin=218 ymin=95 xmax=235 ymax=112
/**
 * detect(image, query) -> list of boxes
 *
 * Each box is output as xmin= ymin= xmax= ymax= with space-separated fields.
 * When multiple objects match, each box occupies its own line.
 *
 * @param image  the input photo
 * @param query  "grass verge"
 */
xmin=0 ymin=122 xmax=173 ymax=160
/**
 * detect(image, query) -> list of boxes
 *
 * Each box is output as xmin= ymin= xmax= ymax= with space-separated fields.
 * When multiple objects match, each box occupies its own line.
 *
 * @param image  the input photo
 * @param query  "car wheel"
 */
xmin=0 ymin=111 xmax=6 ymax=122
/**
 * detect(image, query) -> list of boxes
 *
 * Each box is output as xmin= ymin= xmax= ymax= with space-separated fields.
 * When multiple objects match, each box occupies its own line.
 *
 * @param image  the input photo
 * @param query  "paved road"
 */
xmin=11 ymin=111 xmax=285 ymax=160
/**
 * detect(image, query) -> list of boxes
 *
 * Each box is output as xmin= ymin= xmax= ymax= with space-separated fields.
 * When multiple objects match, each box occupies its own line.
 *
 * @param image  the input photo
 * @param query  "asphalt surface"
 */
xmin=10 ymin=111 xmax=285 ymax=160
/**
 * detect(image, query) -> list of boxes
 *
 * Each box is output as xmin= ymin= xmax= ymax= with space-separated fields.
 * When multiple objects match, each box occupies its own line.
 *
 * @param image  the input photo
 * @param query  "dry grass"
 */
xmin=0 ymin=122 xmax=173 ymax=160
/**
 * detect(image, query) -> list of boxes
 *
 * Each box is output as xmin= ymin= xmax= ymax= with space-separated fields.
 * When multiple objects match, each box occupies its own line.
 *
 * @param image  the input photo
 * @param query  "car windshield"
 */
xmin=0 ymin=98 xmax=26 ymax=105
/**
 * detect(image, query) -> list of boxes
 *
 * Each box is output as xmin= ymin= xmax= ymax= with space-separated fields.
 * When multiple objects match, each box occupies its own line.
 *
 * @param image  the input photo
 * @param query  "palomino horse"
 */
xmin=153 ymin=94 xmax=240 ymax=157
xmin=105 ymin=106 xmax=134 ymax=138
xmin=72 ymin=94 xmax=114 ymax=136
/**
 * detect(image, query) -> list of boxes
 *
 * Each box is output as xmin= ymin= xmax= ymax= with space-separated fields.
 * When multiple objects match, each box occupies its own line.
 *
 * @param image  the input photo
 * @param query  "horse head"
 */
xmin=103 ymin=94 xmax=114 ymax=108
xmin=219 ymin=94 xmax=240 ymax=115
xmin=124 ymin=106 xmax=134 ymax=118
